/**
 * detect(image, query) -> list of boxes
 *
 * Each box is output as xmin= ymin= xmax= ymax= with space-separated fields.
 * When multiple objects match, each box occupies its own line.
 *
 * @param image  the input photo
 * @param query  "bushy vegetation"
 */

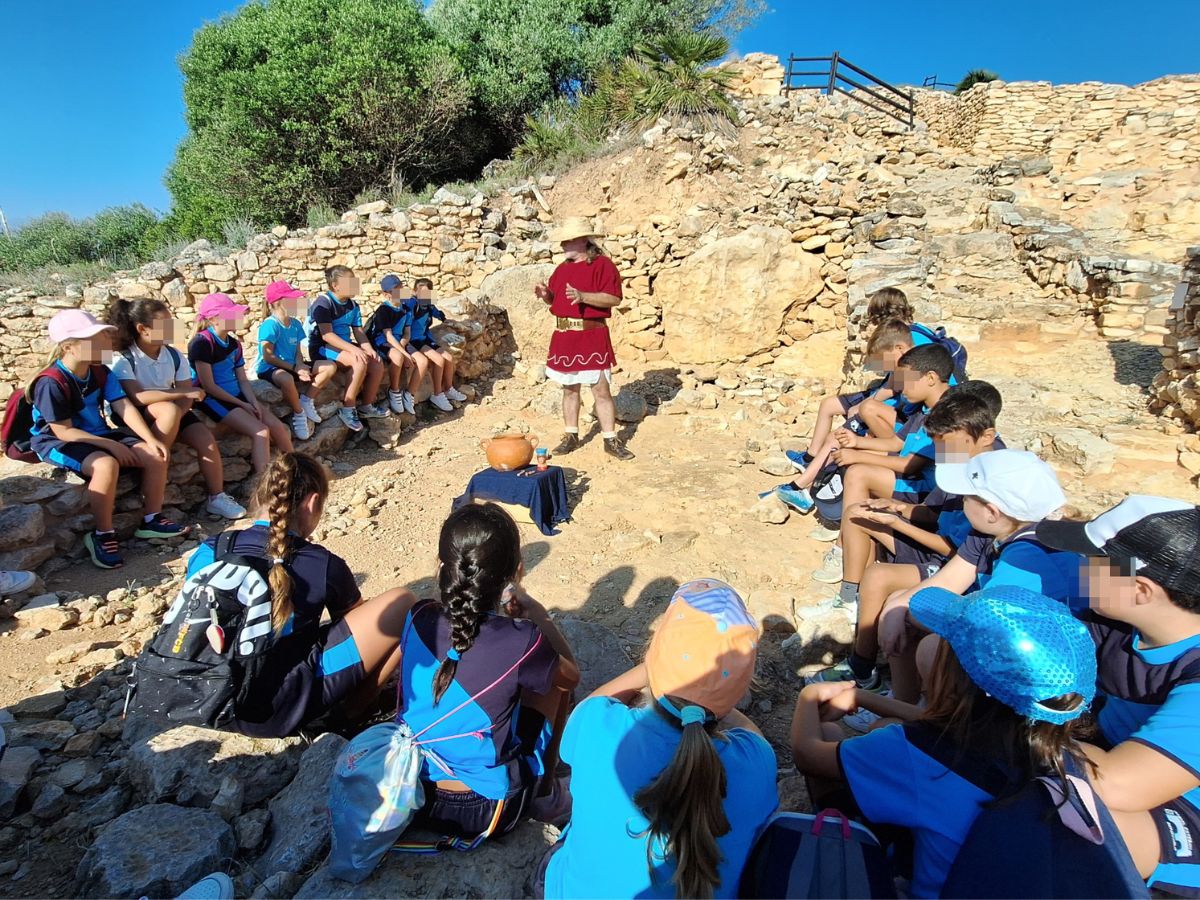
xmin=955 ymin=69 xmax=999 ymax=95
xmin=7 ymin=0 xmax=760 ymax=288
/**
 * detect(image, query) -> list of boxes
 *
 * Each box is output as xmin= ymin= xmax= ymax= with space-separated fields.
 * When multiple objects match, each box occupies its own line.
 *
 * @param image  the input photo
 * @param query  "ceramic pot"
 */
xmin=480 ymin=432 xmax=539 ymax=471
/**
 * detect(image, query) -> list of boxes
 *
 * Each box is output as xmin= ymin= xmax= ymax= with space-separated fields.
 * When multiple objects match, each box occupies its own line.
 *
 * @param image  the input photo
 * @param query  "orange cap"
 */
xmin=646 ymin=579 xmax=759 ymax=718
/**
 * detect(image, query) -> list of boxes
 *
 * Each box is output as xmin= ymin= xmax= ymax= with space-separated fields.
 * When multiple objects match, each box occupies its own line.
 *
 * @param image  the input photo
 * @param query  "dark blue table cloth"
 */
xmin=452 ymin=465 xmax=571 ymax=535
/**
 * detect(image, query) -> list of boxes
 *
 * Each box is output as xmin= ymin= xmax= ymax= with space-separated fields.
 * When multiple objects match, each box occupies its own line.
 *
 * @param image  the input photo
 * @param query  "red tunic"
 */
xmin=546 ymin=256 xmax=621 ymax=374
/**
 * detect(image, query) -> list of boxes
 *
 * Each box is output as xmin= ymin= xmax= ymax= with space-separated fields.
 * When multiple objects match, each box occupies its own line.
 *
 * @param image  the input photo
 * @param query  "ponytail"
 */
xmin=634 ymin=700 xmax=731 ymax=899
xmin=24 ymin=343 xmax=68 ymax=401
xmin=432 ymin=503 xmax=522 ymax=703
xmin=105 ymin=297 xmax=169 ymax=351
xmin=250 ymin=452 xmax=330 ymax=631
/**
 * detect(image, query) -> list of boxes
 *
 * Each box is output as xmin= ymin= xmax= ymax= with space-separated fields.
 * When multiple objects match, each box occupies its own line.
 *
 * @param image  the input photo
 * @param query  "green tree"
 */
xmin=167 ymin=0 xmax=475 ymax=237
xmin=428 ymin=0 xmax=763 ymax=135
xmin=955 ymin=69 xmax=999 ymax=95
xmin=92 ymin=203 xmax=160 ymax=264
xmin=617 ymin=32 xmax=737 ymax=128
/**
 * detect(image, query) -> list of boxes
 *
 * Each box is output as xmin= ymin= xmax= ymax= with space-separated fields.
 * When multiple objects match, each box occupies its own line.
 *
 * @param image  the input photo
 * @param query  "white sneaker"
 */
xmin=338 ymin=406 xmax=363 ymax=432
xmin=401 ymin=391 xmax=416 ymax=415
xmin=388 ymin=390 xmax=405 ymax=415
xmin=299 ymin=395 xmax=322 ymax=424
xmin=205 ymin=492 xmax=247 ymax=520
xmin=446 ymin=386 xmax=467 ymax=402
xmin=357 ymin=403 xmax=389 ymax=419
xmin=292 ymin=412 xmax=312 ymax=441
xmin=0 ymin=570 xmax=37 ymax=596
xmin=429 ymin=393 xmax=453 ymax=412
xmin=844 ymin=705 xmax=883 ymax=734
xmin=812 ymin=545 xmax=844 ymax=584
xmin=809 ymin=523 xmax=841 ymax=542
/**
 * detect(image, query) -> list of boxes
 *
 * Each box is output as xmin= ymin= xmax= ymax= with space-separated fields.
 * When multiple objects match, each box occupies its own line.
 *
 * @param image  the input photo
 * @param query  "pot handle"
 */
xmin=480 ymin=438 xmax=491 ymax=451
xmin=528 ymin=434 xmax=539 ymax=448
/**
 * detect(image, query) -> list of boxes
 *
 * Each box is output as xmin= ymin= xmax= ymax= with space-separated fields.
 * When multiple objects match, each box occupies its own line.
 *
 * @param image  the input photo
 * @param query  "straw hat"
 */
xmin=549 ymin=216 xmax=605 ymax=250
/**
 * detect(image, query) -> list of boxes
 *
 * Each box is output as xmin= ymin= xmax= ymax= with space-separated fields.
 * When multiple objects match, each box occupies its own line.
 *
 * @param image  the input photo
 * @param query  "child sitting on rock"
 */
xmin=256 ymin=280 xmax=335 ymax=442
xmin=792 ymin=584 xmax=1097 ymax=898
xmin=877 ymin=450 xmax=1084 ymax=701
xmin=403 ymin=278 xmax=467 ymax=413
xmin=366 ymin=273 xmax=417 ymax=416
xmin=29 ymin=310 xmax=188 ymax=569
xmin=106 ymin=297 xmax=245 ymax=521
xmin=394 ymin=502 xmax=579 ymax=846
xmin=538 ymin=580 xmax=778 ymax=899
xmin=307 ymin=265 xmax=388 ymax=431
xmin=189 ymin=293 xmax=292 ymax=474
xmin=185 ymin=451 xmax=418 ymax=736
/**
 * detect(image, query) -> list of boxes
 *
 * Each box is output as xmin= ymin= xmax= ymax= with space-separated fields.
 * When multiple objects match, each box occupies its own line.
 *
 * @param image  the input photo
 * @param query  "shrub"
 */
xmin=0 ymin=205 xmax=161 ymax=274
xmin=955 ymin=69 xmax=999 ymax=95
xmin=305 ymin=202 xmax=341 ymax=229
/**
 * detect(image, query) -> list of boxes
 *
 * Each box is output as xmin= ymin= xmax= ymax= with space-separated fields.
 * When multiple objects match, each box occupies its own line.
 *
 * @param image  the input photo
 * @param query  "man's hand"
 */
xmin=565 ymin=285 xmax=583 ymax=303
xmin=534 ymin=283 xmax=551 ymax=303
xmin=802 ymin=681 xmax=859 ymax=723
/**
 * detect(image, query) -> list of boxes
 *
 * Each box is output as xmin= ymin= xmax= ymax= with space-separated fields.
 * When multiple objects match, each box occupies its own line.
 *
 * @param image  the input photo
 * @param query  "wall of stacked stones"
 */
xmin=1152 ymin=248 xmax=1200 ymax=433
xmin=918 ymin=77 xmax=1200 ymax=169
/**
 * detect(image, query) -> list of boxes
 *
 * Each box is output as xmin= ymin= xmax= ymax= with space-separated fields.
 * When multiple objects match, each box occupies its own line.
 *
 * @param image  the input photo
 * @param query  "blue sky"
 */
xmin=1 ymin=0 xmax=1195 ymax=227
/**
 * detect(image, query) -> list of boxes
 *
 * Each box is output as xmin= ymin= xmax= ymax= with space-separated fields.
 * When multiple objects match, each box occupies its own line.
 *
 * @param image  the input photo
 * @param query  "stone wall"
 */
xmin=917 ymin=77 xmax=1200 ymax=170
xmin=1152 ymin=248 xmax=1200 ymax=433
xmin=720 ymin=52 xmax=786 ymax=99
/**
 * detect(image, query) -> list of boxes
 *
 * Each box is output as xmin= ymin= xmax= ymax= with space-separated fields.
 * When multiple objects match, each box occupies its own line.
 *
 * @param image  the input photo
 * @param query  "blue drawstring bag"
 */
xmin=328 ymin=722 xmax=425 ymax=883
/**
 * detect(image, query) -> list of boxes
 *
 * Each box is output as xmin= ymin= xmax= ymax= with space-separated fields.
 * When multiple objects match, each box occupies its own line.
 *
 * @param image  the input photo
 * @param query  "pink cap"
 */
xmin=198 ymin=293 xmax=249 ymax=320
xmin=48 ymin=309 xmax=116 ymax=344
xmin=265 ymin=280 xmax=305 ymax=304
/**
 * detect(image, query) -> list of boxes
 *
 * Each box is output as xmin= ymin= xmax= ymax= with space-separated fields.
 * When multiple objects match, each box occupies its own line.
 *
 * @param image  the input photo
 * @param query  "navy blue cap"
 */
xmin=380 ymin=273 xmax=405 ymax=292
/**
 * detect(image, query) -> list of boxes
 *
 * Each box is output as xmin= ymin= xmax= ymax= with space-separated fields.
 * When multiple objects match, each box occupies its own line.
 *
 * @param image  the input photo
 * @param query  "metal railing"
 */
xmin=782 ymin=52 xmax=915 ymax=129
xmin=922 ymin=74 xmax=955 ymax=90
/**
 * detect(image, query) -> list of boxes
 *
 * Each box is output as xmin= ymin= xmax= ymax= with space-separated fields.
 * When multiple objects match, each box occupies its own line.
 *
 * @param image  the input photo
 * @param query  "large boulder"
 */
xmin=295 ymin=820 xmax=559 ymax=899
xmin=555 ymin=618 xmax=632 ymax=698
xmin=255 ymin=733 xmax=348 ymax=880
xmin=479 ymin=263 xmax=556 ymax=362
xmin=657 ymin=226 xmax=823 ymax=364
xmin=0 ymin=746 xmax=41 ymax=818
xmin=126 ymin=723 xmax=304 ymax=809
xmin=75 ymin=803 xmax=235 ymax=899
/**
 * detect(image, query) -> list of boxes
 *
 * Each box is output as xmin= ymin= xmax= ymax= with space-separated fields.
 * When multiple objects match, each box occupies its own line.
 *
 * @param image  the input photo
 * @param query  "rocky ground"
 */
xmin=0 ymin=328 xmax=1196 ymax=897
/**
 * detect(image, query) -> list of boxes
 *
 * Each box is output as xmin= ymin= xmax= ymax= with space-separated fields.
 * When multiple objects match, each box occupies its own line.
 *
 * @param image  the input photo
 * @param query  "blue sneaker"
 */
xmin=134 ymin=514 xmax=191 ymax=541
xmin=775 ymin=484 xmax=814 ymax=512
xmin=785 ymin=449 xmax=811 ymax=474
xmin=85 ymin=531 xmax=123 ymax=569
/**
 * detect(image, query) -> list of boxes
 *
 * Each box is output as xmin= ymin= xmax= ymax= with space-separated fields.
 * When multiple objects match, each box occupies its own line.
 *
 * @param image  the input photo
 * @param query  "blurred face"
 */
xmin=386 ymin=286 xmax=407 ymax=303
xmin=74 ymin=331 xmax=114 ymax=365
xmin=931 ymin=428 xmax=995 ymax=464
xmin=879 ymin=344 xmax=907 ymax=372
xmin=896 ymin=365 xmax=938 ymax=404
xmin=215 ymin=314 xmax=245 ymax=334
xmin=333 ymin=272 xmax=360 ymax=297
xmin=278 ymin=296 xmax=307 ymax=319
xmin=1079 ymin=557 xmax=1141 ymax=619
xmin=561 ymin=237 xmax=589 ymax=260
xmin=139 ymin=310 xmax=177 ymax=345
xmin=414 ymin=283 xmax=432 ymax=301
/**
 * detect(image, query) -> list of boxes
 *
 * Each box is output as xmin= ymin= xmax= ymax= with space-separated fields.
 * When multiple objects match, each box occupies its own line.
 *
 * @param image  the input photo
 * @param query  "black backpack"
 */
xmin=911 ymin=323 xmax=969 ymax=381
xmin=125 ymin=532 xmax=280 ymax=729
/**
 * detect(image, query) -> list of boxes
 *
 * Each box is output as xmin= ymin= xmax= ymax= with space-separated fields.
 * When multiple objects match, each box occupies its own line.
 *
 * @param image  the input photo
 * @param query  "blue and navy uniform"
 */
xmin=892 ymin=407 xmax=937 ymax=500
xmin=185 ymin=522 xmax=362 ymax=737
xmin=369 ymin=301 xmax=412 ymax=355
xmin=29 ymin=362 xmax=139 ymax=473
xmin=955 ymin=523 xmax=1084 ymax=606
xmin=403 ymin=298 xmax=445 ymax=350
xmin=256 ymin=316 xmax=305 ymax=381
xmin=308 ymin=291 xmax=364 ymax=362
xmin=1085 ymin=613 xmax=1200 ymax=896
xmin=188 ymin=328 xmax=248 ymax=422
xmin=888 ymin=485 xmax=971 ymax=578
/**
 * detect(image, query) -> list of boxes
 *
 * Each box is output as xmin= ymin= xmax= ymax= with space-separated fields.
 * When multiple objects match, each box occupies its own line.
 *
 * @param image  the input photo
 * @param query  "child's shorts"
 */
xmin=373 ymin=341 xmax=407 ymax=363
xmin=886 ymin=531 xmax=948 ymax=580
xmin=196 ymin=392 xmax=249 ymax=423
xmin=114 ymin=407 xmax=204 ymax=434
xmin=234 ymin=617 xmax=367 ymax=738
xmin=256 ymin=365 xmax=299 ymax=383
xmin=36 ymin=430 xmax=141 ymax=474
xmin=1148 ymin=798 xmax=1200 ymax=896
xmin=313 ymin=345 xmax=346 ymax=363
xmin=408 ymin=338 xmax=441 ymax=353
xmin=838 ymin=390 xmax=869 ymax=413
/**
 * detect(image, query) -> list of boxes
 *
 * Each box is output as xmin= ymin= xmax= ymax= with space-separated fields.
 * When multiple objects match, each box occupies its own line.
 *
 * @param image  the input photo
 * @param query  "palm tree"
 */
xmin=955 ymin=69 xmax=999 ymax=95
xmin=614 ymin=32 xmax=738 ymax=129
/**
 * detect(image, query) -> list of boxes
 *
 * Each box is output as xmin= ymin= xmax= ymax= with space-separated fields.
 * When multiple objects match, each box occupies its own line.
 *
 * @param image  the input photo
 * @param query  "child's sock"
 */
xmin=142 ymin=512 xmax=160 ymax=524
xmin=838 ymin=581 xmax=860 ymax=606
xmin=847 ymin=652 xmax=876 ymax=681
xmin=801 ymin=450 xmax=815 ymax=464
xmin=601 ymin=431 xmax=617 ymax=440
xmin=563 ymin=426 xmax=579 ymax=435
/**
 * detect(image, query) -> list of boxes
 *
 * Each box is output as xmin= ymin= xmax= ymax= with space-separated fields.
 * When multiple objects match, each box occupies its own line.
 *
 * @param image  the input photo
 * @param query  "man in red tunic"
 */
xmin=534 ymin=217 xmax=634 ymax=461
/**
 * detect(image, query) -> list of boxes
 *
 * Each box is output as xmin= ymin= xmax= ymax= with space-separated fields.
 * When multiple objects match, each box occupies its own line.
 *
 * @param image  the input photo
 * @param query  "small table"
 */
xmin=452 ymin=465 xmax=571 ymax=536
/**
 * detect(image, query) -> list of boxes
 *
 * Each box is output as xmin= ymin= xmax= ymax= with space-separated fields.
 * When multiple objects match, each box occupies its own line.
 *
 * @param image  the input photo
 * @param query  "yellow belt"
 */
xmin=555 ymin=317 xmax=606 ymax=331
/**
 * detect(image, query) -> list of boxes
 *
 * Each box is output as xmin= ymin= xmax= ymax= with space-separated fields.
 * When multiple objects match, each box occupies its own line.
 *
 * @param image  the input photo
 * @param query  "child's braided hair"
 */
xmin=432 ymin=502 xmax=522 ymax=703
xmin=250 ymin=452 xmax=329 ymax=631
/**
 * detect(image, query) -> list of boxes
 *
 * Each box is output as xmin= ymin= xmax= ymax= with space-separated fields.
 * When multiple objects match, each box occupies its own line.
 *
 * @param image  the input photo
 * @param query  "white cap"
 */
xmin=935 ymin=449 xmax=1066 ymax=522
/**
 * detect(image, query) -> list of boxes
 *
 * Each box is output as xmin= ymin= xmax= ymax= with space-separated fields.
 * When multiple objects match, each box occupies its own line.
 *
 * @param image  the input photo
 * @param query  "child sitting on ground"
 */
xmin=1037 ymin=497 xmax=1200 ymax=897
xmin=877 ymin=449 xmax=1083 ymax=701
xmin=29 ymin=310 xmax=188 ymax=569
xmin=366 ymin=273 xmax=417 ymax=416
xmin=807 ymin=389 xmax=1001 ymax=699
xmin=791 ymin=584 xmax=1097 ymax=899
xmin=106 ymin=298 xmax=246 ymax=521
xmin=307 ymin=265 xmax=388 ymax=431
xmin=395 ymin=503 xmax=579 ymax=847
xmin=781 ymin=319 xmax=915 ymax=490
xmin=185 ymin=452 xmax=419 ymax=735
xmin=256 ymin=280 xmax=335 ymax=442
xmin=403 ymin=278 xmax=467 ymax=413
xmin=189 ymin=293 xmax=293 ymax=473
xmin=539 ymin=580 xmax=778 ymax=899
